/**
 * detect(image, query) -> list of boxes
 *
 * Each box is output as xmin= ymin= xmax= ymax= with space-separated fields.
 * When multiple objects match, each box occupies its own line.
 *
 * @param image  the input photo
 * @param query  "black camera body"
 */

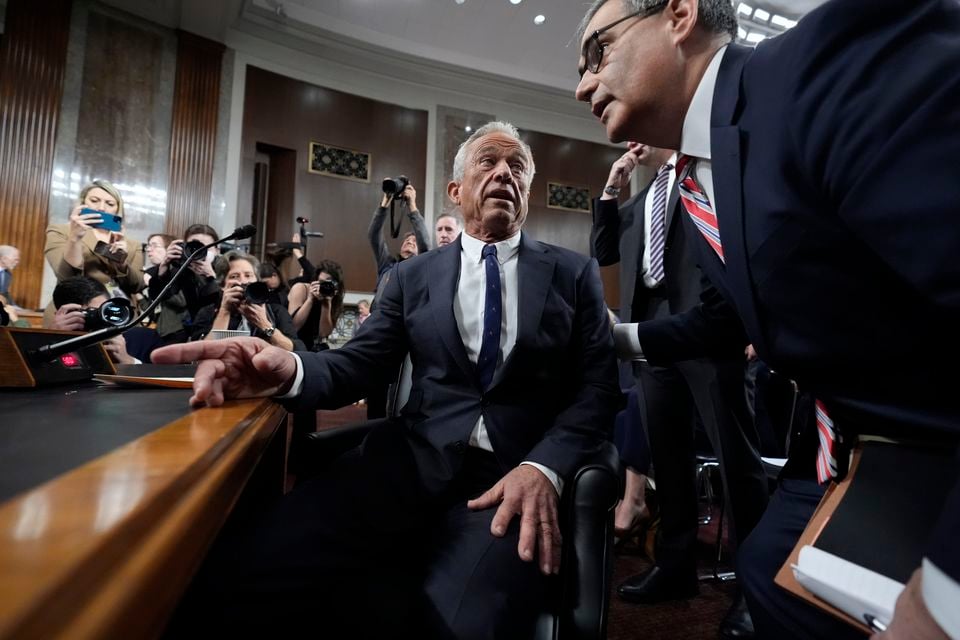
xmin=242 ymin=281 xmax=271 ymax=306
xmin=170 ymin=239 xmax=207 ymax=270
xmin=382 ymin=175 xmax=409 ymax=198
xmin=318 ymin=279 xmax=338 ymax=298
xmin=83 ymin=298 xmax=133 ymax=331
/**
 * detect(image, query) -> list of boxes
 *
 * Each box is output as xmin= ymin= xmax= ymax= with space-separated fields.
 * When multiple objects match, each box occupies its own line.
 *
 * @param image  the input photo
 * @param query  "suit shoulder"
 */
xmin=534 ymin=241 xmax=593 ymax=271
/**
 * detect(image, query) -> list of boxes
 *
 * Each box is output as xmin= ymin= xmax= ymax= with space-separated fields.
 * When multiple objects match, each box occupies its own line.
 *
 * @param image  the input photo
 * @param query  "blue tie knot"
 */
xmin=482 ymin=244 xmax=497 ymax=260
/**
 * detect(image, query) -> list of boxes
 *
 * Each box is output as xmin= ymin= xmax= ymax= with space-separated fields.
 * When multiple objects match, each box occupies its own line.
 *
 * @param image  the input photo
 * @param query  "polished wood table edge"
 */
xmin=0 ymin=395 xmax=287 ymax=639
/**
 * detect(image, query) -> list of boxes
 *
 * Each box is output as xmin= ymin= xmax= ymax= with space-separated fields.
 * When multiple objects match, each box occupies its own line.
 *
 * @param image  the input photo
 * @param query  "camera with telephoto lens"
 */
xmin=169 ymin=239 xmax=207 ymax=270
xmin=82 ymin=297 xmax=133 ymax=331
xmin=318 ymin=279 xmax=338 ymax=298
xmin=241 ymin=281 xmax=271 ymax=306
xmin=381 ymin=175 xmax=409 ymax=199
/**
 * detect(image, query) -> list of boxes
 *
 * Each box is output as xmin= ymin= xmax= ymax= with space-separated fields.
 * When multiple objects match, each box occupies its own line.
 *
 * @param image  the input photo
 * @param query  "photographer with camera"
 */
xmin=148 ymin=224 xmax=224 ymax=333
xmin=46 ymin=276 xmax=162 ymax=364
xmin=369 ymin=178 xmax=430 ymax=303
xmin=192 ymin=250 xmax=301 ymax=352
xmin=287 ymin=259 xmax=344 ymax=352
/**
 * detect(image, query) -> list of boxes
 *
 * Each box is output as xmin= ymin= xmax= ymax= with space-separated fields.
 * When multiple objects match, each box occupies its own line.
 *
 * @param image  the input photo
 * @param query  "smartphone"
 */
xmin=81 ymin=207 xmax=123 ymax=232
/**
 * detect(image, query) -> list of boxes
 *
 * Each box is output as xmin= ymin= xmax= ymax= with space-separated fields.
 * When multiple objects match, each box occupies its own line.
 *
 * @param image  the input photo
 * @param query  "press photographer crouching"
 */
xmin=287 ymin=259 xmax=344 ymax=352
xmin=46 ymin=275 xmax=162 ymax=364
xmin=192 ymin=251 xmax=302 ymax=351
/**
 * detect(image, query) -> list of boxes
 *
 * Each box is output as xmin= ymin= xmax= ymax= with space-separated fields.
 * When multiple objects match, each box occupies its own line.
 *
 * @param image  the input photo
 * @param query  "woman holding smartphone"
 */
xmin=43 ymin=180 xmax=145 ymax=325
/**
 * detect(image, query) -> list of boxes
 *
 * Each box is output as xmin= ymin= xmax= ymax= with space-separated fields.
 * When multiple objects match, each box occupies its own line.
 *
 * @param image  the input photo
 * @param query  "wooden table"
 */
xmin=0 ymin=384 xmax=287 ymax=639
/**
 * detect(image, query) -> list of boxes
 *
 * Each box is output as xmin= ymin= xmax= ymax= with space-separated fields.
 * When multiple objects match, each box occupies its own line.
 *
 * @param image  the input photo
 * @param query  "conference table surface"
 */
xmin=0 ymin=381 xmax=287 ymax=639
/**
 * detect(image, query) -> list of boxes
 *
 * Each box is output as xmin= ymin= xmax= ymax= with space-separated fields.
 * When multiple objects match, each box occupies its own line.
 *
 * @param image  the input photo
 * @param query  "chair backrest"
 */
xmin=385 ymin=353 xmax=414 ymax=417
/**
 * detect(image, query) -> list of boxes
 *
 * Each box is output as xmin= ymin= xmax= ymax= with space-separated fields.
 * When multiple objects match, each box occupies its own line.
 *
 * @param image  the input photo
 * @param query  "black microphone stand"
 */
xmin=31 ymin=226 xmax=256 ymax=362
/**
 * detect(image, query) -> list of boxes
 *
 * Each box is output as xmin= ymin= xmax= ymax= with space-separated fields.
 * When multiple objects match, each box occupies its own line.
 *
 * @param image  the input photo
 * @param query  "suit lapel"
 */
xmin=711 ymin=44 xmax=769 ymax=355
xmin=427 ymin=239 xmax=476 ymax=381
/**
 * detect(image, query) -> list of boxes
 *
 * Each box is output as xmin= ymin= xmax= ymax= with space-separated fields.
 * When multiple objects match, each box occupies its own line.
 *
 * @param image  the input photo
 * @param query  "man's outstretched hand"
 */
xmin=467 ymin=465 xmax=561 ymax=576
xmin=151 ymin=337 xmax=298 ymax=408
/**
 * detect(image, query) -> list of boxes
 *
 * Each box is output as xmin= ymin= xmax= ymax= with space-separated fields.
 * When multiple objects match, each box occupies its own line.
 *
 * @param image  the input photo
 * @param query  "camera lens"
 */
xmin=381 ymin=176 xmax=409 ymax=195
xmin=243 ymin=281 xmax=270 ymax=305
xmin=83 ymin=298 xmax=132 ymax=331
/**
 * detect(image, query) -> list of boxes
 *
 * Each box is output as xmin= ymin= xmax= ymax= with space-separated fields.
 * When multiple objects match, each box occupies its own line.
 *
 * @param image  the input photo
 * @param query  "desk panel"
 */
xmin=0 ymin=388 xmax=286 ymax=639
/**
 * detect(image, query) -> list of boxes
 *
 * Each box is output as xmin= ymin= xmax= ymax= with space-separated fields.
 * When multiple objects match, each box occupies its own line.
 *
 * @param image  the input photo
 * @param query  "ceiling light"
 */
xmin=455 ymin=0 xmax=465 ymax=4
xmin=465 ymin=125 xmax=472 ymax=132
xmin=771 ymin=15 xmax=797 ymax=29
xmin=753 ymin=8 xmax=770 ymax=21
xmin=737 ymin=3 xmax=753 ymax=16
xmin=745 ymin=31 xmax=766 ymax=44
xmin=534 ymin=14 xmax=546 ymax=25
xmin=510 ymin=0 xmax=522 ymax=4
xmin=737 ymin=26 xmax=747 ymax=40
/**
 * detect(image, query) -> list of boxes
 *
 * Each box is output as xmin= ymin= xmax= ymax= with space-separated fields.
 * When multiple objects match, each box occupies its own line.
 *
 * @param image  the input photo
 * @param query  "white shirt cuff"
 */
xmin=612 ymin=323 xmax=645 ymax=361
xmin=276 ymin=353 xmax=305 ymax=399
xmin=520 ymin=461 xmax=564 ymax=496
xmin=922 ymin=557 xmax=960 ymax=638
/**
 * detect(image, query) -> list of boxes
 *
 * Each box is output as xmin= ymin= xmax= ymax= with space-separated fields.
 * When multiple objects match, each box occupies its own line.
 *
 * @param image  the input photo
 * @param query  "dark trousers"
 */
xmin=639 ymin=357 xmax=768 ymax=573
xmin=737 ymin=478 xmax=866 ymax=640
xmin=168 ymin=423 xmax=551 ymax=639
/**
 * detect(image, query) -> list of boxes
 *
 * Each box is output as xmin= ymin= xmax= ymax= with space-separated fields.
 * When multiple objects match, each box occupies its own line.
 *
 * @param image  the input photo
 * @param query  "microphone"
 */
xmin=31 ymin=225 xmax=257 ymax=362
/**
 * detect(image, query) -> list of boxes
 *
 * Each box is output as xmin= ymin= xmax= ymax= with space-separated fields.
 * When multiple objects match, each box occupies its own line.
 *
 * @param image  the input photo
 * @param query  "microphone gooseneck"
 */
xmin=30 ymin=226 xmax=257 ymax=362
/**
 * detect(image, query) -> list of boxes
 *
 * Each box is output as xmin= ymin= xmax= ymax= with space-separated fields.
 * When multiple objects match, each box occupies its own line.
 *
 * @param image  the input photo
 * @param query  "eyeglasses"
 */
xmin=579 ymin=1 xmax=668 ymax=77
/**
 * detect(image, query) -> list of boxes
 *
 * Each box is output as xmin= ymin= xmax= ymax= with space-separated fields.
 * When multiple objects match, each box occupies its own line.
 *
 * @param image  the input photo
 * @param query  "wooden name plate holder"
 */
xmin=0 ymin=326 xmax=115 ymax=388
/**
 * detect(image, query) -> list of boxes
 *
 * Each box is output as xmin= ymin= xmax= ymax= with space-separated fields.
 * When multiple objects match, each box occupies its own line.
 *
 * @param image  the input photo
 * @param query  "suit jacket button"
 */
xmin=453 ymin=441 xmax=466 ymax=454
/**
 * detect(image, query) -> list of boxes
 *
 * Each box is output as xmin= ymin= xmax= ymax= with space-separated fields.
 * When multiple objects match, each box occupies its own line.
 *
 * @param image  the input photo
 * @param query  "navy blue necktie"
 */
xmin=477 ymin=244 xmax=501 ymax=390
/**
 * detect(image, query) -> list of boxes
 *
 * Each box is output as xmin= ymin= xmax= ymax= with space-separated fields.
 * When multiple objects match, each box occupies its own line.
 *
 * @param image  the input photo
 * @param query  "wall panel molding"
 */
xmin=165 ymin=30 xmax=225 ymax=235
xmin=0 ymin=0 xmax=72 ymax=309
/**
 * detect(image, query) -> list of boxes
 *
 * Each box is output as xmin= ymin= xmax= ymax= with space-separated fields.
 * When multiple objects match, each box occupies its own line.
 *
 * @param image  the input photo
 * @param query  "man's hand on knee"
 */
xmin=467 ymin=465 xmax=562 ymax=576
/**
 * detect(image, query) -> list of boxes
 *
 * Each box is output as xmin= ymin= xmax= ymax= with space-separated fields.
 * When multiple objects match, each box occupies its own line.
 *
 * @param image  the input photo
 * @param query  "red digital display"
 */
xmin=59 ymin=353 xmax=81 ymax=368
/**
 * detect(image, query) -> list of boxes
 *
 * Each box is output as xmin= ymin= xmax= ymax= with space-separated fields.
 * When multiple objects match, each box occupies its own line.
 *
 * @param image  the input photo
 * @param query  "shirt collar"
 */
xmin=461 ymin=229 xmax=521 ymax=265
xmin=679 ymin=45 xmax=728 ymax=161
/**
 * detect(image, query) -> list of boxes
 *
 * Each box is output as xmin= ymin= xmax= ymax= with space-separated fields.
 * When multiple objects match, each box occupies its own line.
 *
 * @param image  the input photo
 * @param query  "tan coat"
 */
xmin=43 ymin=224 xmax=145 ymax=324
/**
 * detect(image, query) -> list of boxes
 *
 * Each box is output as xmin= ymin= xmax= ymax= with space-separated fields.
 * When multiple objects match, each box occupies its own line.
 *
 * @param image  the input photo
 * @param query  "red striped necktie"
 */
xmin=815 ymin=400 xmax=839 ymax=484
xmin=675 ymin=154 xmax=724 ymax=263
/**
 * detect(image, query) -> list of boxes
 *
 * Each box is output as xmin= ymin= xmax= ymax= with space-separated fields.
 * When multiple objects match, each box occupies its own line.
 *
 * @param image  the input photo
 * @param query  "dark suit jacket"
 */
xmin=641 ymin=0 xmax=960 ymax=582
xmin=292 ymin=233 xmax=620 ymax=493
xmin=591 ymin=179 xmax=707 ymax=323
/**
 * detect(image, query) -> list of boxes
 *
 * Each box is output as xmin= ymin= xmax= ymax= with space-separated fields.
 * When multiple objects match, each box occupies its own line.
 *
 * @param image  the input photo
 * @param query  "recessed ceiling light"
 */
xmin=510 ymin=0 xmax=522 ymax=4
xmin=753 ymin=8 xmax=770 ymax=21
xmin=465 ymin=125 xmax=472 ymax=132
xmin=455 ymin=0 xmax=465 ymax=4
xmin=534 ymin=14 xmax=546 ymax=25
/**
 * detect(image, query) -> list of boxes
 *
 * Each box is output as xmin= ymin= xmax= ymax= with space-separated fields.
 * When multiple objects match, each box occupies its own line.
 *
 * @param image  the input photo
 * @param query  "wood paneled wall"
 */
xmin=165 ymin=31 xmax=224 ymax=235
xmin=241 ymin=67 xmax=428 ymax=294
xmin=0 ymin=0 xmax=72 ymax=309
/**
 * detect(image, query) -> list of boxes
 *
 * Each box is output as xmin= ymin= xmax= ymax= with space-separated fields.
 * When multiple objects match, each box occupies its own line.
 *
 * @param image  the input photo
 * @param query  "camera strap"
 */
xmin=388 ymin=197 xmax=405 ymax=239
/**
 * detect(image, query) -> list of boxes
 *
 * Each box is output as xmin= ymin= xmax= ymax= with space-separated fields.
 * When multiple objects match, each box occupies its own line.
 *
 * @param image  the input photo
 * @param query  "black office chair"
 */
xmin=290 ymin=356 xmax=622 ymax=640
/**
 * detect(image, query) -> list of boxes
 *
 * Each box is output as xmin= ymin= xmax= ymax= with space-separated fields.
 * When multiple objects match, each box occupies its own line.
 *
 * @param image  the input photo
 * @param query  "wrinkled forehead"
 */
xmin=469 ymin=132 xmax=529 ymax=163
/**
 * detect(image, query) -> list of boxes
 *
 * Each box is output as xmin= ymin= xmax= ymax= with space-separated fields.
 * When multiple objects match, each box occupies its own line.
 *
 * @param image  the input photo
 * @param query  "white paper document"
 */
xmin=792 ymin=545 xmax=905 ymax=629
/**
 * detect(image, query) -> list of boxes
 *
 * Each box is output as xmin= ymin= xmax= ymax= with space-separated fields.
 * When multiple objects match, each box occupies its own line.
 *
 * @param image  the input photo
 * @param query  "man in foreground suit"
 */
xmin=154 ymin=121 xmax=619 ymax=638
xmin=593 ymin=142 xmax=766 ymax=637
xmin=574 ymin=0 xmax=960 ymax=638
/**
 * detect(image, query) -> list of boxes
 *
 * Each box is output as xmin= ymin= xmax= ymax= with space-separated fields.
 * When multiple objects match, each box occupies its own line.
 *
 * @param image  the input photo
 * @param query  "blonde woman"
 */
xmin=44 ymin=180 xmax=145 ymax=324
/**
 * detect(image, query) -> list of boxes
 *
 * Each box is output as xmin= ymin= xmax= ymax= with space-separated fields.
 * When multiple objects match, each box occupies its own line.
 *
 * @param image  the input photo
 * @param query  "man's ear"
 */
xmin=666 ymin=0 xmax=699 ymax=45
xmin=447 ymin=181 xmax=462 ymax=205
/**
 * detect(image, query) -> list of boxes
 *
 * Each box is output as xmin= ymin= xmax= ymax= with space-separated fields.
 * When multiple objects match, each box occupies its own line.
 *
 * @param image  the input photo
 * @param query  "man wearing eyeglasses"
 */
xmin=575 ymin=1 xmax=960 ymax=639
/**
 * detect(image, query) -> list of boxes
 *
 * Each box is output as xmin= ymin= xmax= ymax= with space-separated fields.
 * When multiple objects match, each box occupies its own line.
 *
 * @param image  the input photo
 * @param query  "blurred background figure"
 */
xmin=142 ymin=233 xmax=189 ymax=345
xmin=0 ymin=244 xmax=20 ymax=303
xmin=260 ymin=263 xmax=290 ymax=309
xmin=434 ymin=212 xmax=462 ymax=248
xmin=192 ymin=250 xmax=300 ymax=351
xmin=288 ymin=258 xmax=344 ymax=352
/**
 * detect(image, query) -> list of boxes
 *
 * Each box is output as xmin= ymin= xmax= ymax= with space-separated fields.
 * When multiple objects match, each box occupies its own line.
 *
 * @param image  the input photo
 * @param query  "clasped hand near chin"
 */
xmin=151 ymin=337 xmax=297 ymax=408
xmin=468 ymin=464 xmax=562 ymax=576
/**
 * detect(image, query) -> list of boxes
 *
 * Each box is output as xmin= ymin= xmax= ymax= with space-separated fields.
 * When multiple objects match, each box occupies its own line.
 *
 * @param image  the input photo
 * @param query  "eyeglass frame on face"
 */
xmin=578 ymin=1 xmax=668 ymax=78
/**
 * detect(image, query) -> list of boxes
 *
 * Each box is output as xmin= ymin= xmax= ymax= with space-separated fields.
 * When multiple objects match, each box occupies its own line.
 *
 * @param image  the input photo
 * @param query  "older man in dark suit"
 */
xmin=154 ymin=121 xmax=619 ymax=638
xmin=574 ymin=0 xmax=960 ymax=638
